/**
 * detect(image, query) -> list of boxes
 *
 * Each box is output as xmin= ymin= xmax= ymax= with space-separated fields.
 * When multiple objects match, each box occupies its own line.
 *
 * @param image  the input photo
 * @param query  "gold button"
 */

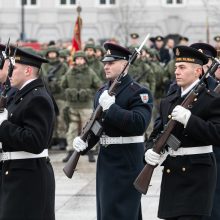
xmin=5 ymin=171 xmax=9 ymax=175
xmin=20 ymin=98 xmax=23 ymax=101
xmin=10 ymin=113 xmax=13 ymax=117
xmin=182 ymin=167 xmax=186 ymax=172
xmin=168 ymin=115 xmax=172 ymax=119
xmin=166 ymin=169 xmax=171 ymax=173
xmin=35 ymin=89 xmax=38 ymax=91
xmin=194 ymin=98 xmax=197 ymax=102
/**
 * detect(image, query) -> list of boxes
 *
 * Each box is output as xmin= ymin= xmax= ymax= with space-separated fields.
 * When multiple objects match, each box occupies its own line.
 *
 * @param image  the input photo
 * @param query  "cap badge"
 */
xmin=176 ymin=48 xmax=180 ymax=56
xmin=198 ymin=49 xmax=203 ymax=53
xmin=106 ymin=49 xmax=111 ymax=55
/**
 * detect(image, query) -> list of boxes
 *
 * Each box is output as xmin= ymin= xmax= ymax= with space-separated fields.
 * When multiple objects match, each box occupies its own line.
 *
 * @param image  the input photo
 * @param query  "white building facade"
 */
xmin=0 ymin=0 xmax=220 ymax=46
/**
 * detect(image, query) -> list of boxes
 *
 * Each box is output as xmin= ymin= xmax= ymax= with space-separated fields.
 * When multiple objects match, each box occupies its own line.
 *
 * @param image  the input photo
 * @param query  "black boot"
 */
xmin=88 ymin=151 xmax=96 ymax=163
xmin=58 ymin=138 xmax=67 ymax=150
xmin=62 ymin=150 xmax=73 ymax=163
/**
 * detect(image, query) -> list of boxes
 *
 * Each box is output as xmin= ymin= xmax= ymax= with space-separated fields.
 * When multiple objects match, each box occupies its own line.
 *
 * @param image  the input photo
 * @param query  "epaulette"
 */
xmin=129 ymin=81 xmax=142 ymax=92
xmin=206 ymin=88 xmax=220 ymax=98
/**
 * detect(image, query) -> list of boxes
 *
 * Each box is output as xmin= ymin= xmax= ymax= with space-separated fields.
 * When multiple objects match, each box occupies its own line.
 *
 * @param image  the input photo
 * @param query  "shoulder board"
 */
xmin=129 ymin=81 xmax=142 ymax=92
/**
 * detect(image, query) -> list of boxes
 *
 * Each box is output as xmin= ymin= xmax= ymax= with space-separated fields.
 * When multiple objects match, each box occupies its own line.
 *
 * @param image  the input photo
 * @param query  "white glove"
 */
xmin=99 ymin=90 xmax=115 ymax=111
xmin=171 ymin=105 xmax=191 ymax=128
xmin=72 ymin=136 xmax=88 ymax=152
xmin=145 ymin=149 xmax=161 ymax=166
xmin=0 ymin=108 xmax=8 ymax=126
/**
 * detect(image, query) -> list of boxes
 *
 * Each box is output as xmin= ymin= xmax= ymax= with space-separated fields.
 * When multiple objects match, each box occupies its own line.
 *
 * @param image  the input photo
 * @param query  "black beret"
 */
xmin=190 ymin=43 xmax=217 ymax=58
xmin=10 ymin=45 xmax=48 ymax=68
xmin=173 ymin=45 xmax=208 ymax=66
xmin=130 ymin=33 xmax=139 ymax=39
xmin=102 ymin=43 xmax=131 ymax=62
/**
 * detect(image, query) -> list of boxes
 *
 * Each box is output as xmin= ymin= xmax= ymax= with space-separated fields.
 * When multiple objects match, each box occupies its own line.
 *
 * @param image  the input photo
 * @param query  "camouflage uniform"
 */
xmin=129 ymin=57 xmax=156 ymax=96
xmin=84 ymin=44 xmax=106 ymax=83
xmin=40 ymin=46 xmax=69 ymax=148
xmin=61 ymin=51 xmax=101 ymax=160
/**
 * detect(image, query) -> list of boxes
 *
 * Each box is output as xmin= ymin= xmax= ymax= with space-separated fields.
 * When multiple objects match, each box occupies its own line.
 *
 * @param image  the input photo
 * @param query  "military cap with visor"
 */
xmin=190 ymin=43 xmax=217 ymax=58
xmin=102 ymin=43 xmax=131 ymax=62
xmin=173 ymin=45 xmax=208 ymax=66
xmin=214 ymin=36 xmax=220 ymax=42
xmin=9 ymin=45 xmax=48 ymax=68
xmin=155 ymin=36 xmax=164 ymax=41
xmin=130 ymin=33 xmax=139 ymax=39
xmin=179 ymin=36 xmax=189 ymax=42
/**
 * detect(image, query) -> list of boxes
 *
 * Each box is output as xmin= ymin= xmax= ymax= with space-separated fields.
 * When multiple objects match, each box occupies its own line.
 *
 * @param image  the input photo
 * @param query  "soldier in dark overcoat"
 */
xmin=0 ymin=45 xmax=55 ymax=220
xmin=72 ymin=43 xmax=153 ymax=220
xmin=145 ymin=45 xmax=220 ymax=220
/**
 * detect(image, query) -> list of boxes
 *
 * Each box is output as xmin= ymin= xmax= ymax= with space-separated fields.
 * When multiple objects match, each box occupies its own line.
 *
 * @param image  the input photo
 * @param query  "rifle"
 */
xmin=214 ymin=83 xmax=220 ymax=93
xmin=0 ymin=40 xmax=15 ymax=113
xmin=133 ymin=57 xmax=220 ymax=195
xmin=63 ymin=34 xmax=150 ymax=178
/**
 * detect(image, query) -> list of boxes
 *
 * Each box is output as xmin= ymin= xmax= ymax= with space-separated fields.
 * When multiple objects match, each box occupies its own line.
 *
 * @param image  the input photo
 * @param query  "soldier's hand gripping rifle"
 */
xmin=133 ymin=57 xmax=220 ymax=195
xmin=0 ymin=39 xmax=12 ymax=113
xmin=63 ymin=34 xmax=150 ymax=178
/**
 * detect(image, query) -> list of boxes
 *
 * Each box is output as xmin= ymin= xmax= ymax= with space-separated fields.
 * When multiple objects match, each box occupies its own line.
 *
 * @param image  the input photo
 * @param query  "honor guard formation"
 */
xmin=0 ymin=33 xmax=220 ymax=220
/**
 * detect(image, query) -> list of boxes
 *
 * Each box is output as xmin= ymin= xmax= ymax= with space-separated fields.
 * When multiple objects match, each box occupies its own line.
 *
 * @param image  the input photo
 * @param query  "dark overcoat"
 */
xmin=147 ymin=86 xmax=220 ymax=219
xmin=93 ymin=74 xmax=153 ymax=220
xmin=0 ymin=78 xmax=55 ymax=220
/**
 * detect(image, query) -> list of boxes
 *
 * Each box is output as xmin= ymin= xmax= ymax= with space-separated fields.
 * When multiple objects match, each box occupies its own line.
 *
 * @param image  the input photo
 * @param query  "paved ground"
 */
xmin=50 ymin=149 xmax=162 ymax=220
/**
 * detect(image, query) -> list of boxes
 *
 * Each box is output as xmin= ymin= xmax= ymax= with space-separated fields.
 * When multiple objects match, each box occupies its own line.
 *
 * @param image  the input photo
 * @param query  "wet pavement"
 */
xmin=50 ymin=149 xmax=162 ymax=220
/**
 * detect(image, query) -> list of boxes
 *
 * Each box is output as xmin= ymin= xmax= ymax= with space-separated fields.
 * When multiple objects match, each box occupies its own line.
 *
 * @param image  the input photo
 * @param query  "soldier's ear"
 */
xmin=24 ymin=66 xmax=32 ymax=76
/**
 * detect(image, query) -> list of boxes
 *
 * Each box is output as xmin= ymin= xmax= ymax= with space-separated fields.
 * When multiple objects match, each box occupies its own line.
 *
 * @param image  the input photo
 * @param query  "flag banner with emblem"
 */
xmin=71 ymin=15 xmax=82 ymax=54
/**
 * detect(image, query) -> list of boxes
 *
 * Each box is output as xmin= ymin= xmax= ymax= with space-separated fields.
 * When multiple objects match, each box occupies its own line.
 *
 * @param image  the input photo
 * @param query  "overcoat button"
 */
xmin=166 ymin=169 xmax=171 ymax=173
xmin=5 ymin=171 xmax=9 ymax=175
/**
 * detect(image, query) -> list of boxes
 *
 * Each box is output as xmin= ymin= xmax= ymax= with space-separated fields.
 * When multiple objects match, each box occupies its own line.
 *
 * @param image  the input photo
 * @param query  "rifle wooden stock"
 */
xmin=63 ymin=75 xmax=128 ymax=178
xmin=63 ymin=105 xmax=103 ymax=178
xmin=0 ymin=95 xmax=7 ymax=113
xmin=134 ymin=58 xmax=220 ymax=194
xmin=63 ymin=151 xmax=80 ymax=178
xmin=63 ymin=34 xmax=150 ymax=178
xmin=134 ymin=84 xmax=205 ymax=194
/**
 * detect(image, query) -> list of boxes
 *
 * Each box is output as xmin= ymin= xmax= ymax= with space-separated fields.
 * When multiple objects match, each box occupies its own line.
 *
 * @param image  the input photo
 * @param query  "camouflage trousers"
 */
xmin=66 ymin=108 xmax=93 ymax=151
xmin=53 ymin=99 xmax=67 ymax=139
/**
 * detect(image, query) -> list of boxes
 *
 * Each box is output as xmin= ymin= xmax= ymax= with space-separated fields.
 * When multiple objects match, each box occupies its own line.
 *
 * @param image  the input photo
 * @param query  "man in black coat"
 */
xmin=0 ymin=45 xmax=55 ymax=220
xmin=145 ymin=45 xmax=220 ymax=220
xmin=72 ymin=43 xmax=153 ymax=220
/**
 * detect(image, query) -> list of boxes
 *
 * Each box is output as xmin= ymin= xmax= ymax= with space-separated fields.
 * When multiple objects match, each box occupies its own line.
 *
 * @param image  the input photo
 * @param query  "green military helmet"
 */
xmin=45 ymin=46 xmax=60 ymax=58
xmin=127 ymin=45 xmax=136 ymax=53
xmin=95 ymin=45 xmax=106 ymax=56
xmin=73 ymin=50 xmax=88 ymax=62
xmin=84 ymin=43 xmax=96 ymax=52
xmin=59 ymin=49 xmax=71 ymax=58
xmin=150 ymin=48 xmax=161 ymax=60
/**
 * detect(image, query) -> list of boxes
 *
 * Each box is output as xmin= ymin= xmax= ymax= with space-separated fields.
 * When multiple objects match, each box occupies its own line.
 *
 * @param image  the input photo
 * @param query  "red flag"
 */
xmin=72 ymin=15 xmax=82 ymax=53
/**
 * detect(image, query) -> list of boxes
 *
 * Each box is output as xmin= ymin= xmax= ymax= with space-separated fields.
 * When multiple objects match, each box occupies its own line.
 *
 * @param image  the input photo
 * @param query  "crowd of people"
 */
xmin=0 ymin=32 xmax=220 ymax=220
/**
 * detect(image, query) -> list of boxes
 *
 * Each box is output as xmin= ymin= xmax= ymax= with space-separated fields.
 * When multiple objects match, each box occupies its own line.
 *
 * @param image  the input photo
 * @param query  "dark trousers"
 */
xmin=166 ymin=216 xmax=204 ymax=220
